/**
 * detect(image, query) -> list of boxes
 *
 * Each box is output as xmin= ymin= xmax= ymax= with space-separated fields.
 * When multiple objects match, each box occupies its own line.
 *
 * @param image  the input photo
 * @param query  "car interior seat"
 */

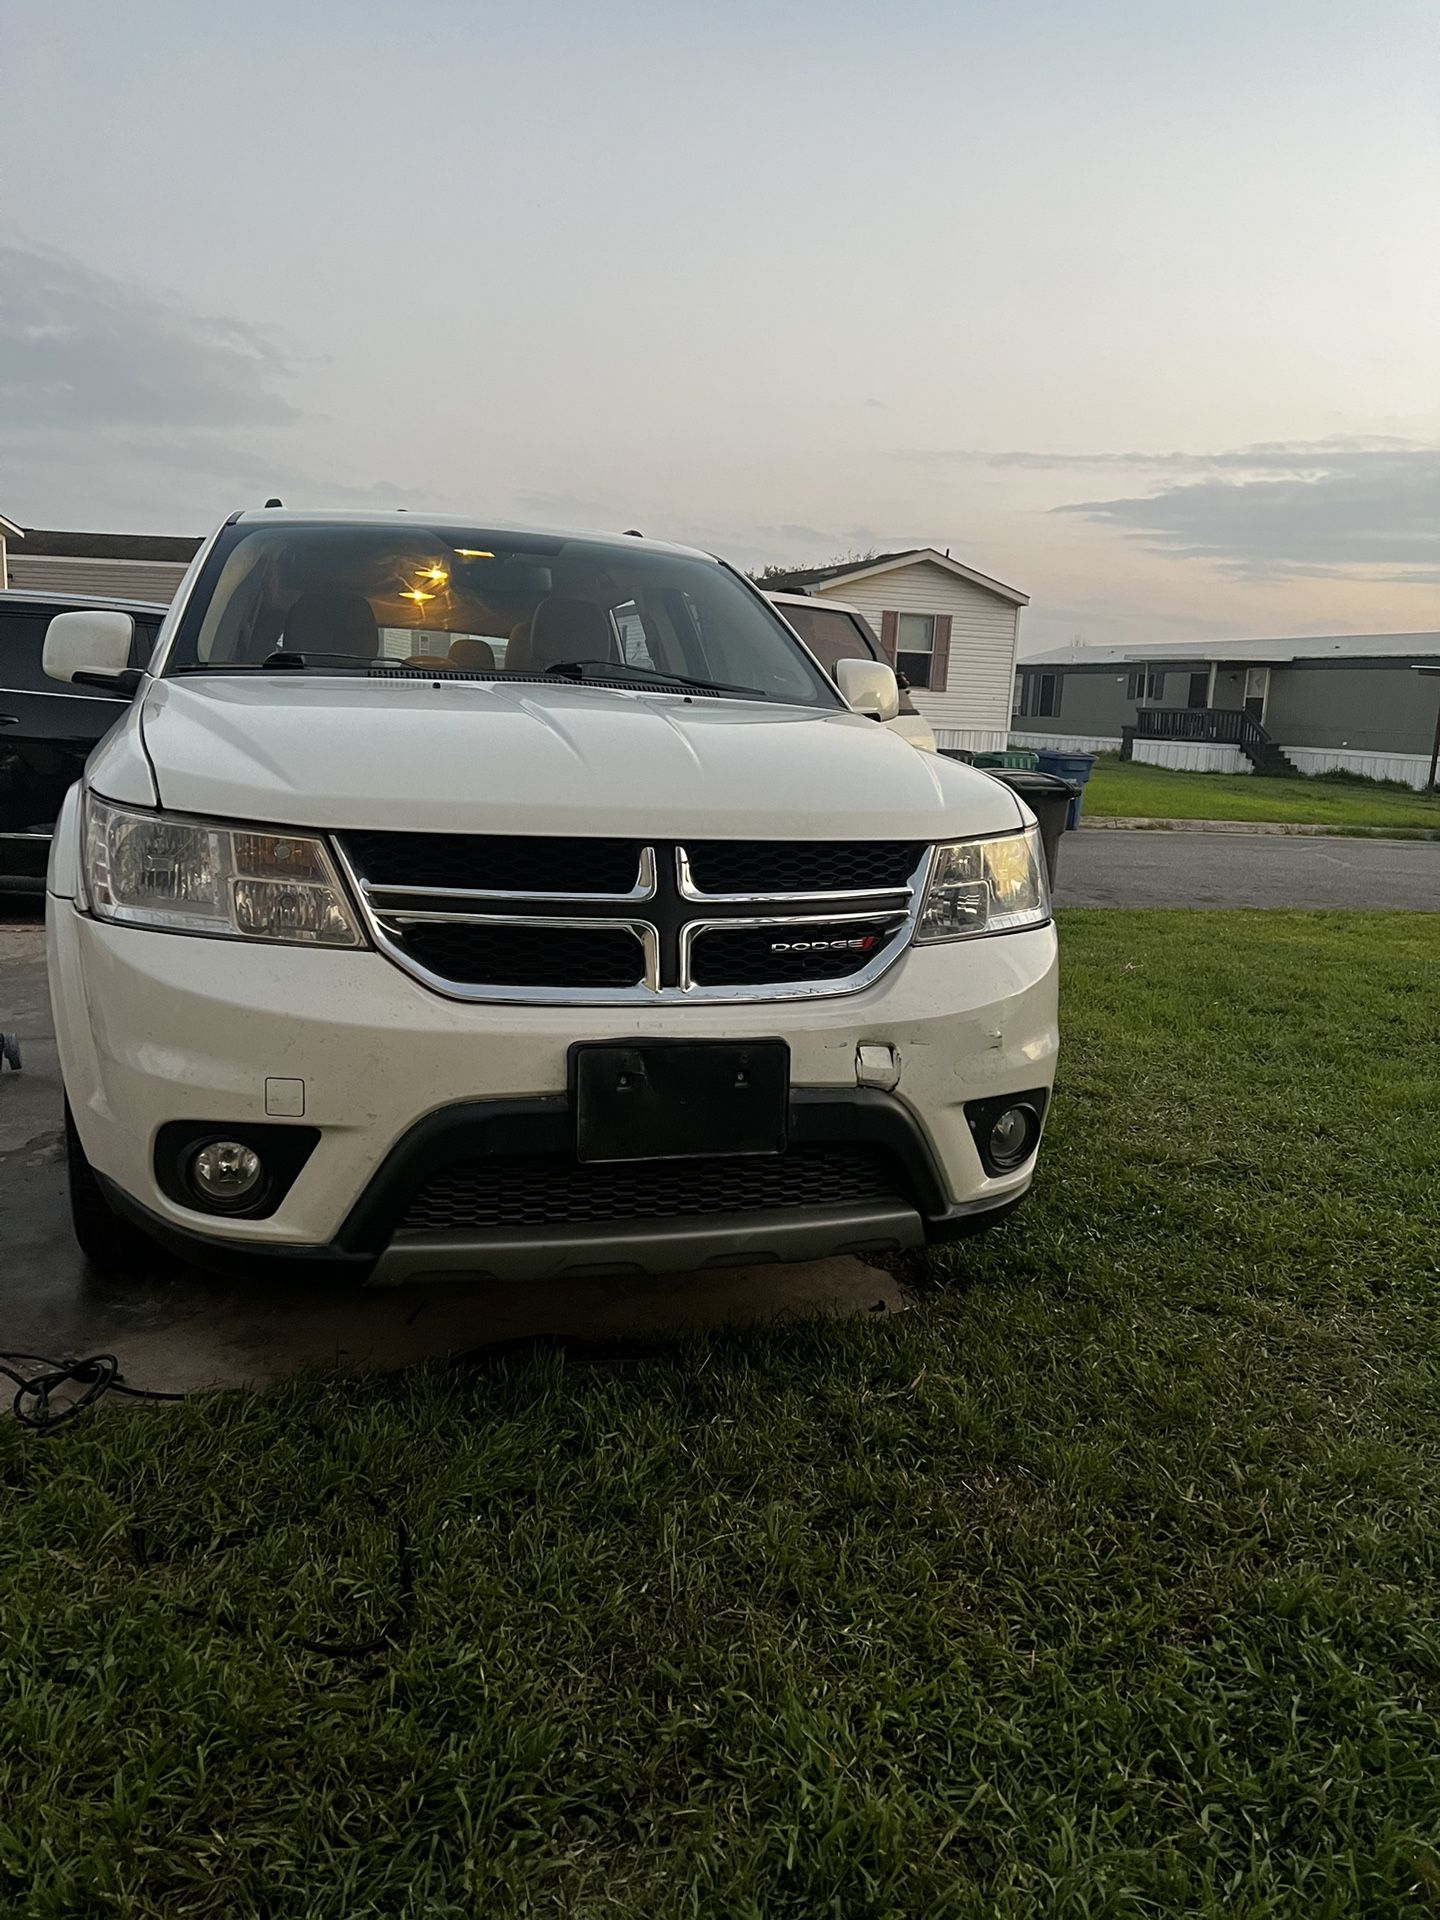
xmin=508 ymin=597 xmax=613 ymax=673
xmin=447 ymin=636 xmax=497 ymax=671
xmin=282 ymin=589 xmax=380 ymax=660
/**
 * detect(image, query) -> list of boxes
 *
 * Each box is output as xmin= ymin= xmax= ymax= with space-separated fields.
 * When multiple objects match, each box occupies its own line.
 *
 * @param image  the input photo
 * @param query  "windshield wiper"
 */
xmin=259 ymin=649 xmax=425 ymax=670
xmin=173 ymin=652 xmax=430 ymax=675
xmin=542 ymin=658 xmax=766 ymax=699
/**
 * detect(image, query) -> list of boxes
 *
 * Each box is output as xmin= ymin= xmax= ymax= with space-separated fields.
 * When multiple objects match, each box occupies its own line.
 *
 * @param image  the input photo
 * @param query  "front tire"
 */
xmin=64 ymin=1098 xmax=159 ymax=1275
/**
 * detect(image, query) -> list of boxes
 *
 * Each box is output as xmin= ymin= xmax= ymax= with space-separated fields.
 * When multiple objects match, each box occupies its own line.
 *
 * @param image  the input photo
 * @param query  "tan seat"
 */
xmin=507 ymin=597 xmax=612 ymax=673
xmin=447 ymin=637 xmax=497 ymax=671
xmin=282 ymin=589 xmax=380 ymax=659
xmin=397 ymin=639 xmax=496 ymax=672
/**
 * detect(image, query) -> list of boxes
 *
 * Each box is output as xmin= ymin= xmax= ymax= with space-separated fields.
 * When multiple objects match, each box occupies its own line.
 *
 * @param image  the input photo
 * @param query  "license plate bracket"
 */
xmin=571 ymin=1040 xmax=790 ymax=1164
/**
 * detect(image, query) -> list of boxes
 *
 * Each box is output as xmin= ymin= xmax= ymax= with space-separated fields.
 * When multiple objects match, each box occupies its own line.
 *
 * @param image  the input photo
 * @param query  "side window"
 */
xmin=1126 ymin=669 xmax=1163 ymax=701
xmin=658 ymin=588 xmax=818 ymax=703
xmin=131 ymin=617 xmax=161 ymax=669
xmin=610 ymin=600 xmax=657 ymax=668
xmin=778 ymin=603 xmax=878 ymax=678
xmin=0 ymin=610 xmax=58 ymax=693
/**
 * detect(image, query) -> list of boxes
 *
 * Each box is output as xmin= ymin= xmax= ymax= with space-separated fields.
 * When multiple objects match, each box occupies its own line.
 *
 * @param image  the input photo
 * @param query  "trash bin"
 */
xmin=974 ymin=749 xmax=1040 ymax=770
xmin=983 ymin=768 xmax=1078 ymax=889
xmin=1034 ymin=750 xmax=1096 ymax=829
xmin=938 ymin=746 xmax=974 ymax=765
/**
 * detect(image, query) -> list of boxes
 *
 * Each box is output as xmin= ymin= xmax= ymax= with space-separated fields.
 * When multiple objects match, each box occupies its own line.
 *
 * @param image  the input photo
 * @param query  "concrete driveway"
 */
xmin=1 ymin=909 xmax=903 ymax=1397
xmin=1056 ymin=828 xmax=1440 ymax=909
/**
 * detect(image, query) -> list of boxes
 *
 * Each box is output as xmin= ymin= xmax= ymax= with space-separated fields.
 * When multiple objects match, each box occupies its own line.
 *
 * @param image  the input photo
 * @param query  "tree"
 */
xmin=750 ymin=548 xmax=878 ymax=585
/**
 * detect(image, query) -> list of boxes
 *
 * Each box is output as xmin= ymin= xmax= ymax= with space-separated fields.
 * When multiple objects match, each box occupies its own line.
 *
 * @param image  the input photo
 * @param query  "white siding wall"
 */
xmin=930 ymin=726 xmax=1012 ymax=752
xmin=1124 ymin=740 xmax=1431 ymax=789
xmin=1284 ymin=745 xmax=1433 ymax=791
xmin=814 ymin=561 xmax=1020 ymax=753
xmin=1009 ymin=729 xmax=1121 ymax=755
xmin=6 ymin=555 xmax=190 ymax=603
xmin=1133 ymin=740 xmax=1251 ymax=775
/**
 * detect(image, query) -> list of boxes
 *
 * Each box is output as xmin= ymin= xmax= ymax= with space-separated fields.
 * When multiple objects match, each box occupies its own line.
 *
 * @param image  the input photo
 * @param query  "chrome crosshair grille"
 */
xmin=332 ymin=834 xmax=933 ymax=1004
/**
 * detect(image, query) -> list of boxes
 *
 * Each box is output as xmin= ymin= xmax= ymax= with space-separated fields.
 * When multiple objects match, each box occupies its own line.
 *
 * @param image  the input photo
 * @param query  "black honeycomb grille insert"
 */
xmin=401 ymin=1146 xmax=907 ymax=1233
xmin=389 ymin=922 xmax=645 ymax=989
xmin=689 ymin=918 xmax=906 ymax=987
xmin=686 ymin=841 xmax=923 ymax=895
xmin=342 ymin=832 xmax=643 ymax=895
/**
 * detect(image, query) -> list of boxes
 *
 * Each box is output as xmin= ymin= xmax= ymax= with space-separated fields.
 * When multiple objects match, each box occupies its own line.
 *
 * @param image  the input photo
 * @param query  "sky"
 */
xmin=2 ymin=0 xmax=1436 ymax=652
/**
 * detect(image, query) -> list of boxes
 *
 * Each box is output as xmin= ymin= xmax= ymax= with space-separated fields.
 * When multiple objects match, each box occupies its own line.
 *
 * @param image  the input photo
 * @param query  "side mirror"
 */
xmin=835 ymin=656 xmax=900 ymax=723
xmin=43 ymin=610 xmax=136 ymax=689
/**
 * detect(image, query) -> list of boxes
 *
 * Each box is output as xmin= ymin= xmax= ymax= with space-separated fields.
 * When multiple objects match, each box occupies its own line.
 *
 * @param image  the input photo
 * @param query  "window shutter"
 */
xmin=878 ymin=611 xmax=898 ymax=664
xmin=930 ymin=615 xmax=952 ymax=692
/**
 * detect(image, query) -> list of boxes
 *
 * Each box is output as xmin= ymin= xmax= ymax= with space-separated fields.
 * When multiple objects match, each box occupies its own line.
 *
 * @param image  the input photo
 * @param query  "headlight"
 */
xmin=84 ymin=796 xmax=364 ymax=947
xmin=916 ymin=826 xmax=1050 ymax=942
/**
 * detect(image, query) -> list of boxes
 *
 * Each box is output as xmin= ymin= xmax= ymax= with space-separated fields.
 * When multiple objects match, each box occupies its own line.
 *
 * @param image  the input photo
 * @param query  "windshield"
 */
xmin=164 ymin=522 xmax=838 ymax=707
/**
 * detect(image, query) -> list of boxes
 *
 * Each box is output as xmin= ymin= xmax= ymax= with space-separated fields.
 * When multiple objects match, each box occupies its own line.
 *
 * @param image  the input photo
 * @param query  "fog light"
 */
xmin=964 ymin=1089 xmax=1049 ymax=1177
xmin=988 ymin=1105 xmax=1038 ymax=1171
xmin=189 ymin=1139 xmax=264 ymax=1209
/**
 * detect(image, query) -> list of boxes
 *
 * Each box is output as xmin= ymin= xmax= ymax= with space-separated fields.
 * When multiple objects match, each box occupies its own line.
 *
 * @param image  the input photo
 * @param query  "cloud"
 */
xmin=316 ymin=478 xmax=430 ymax=508
xmin=1054 ymin=444 xmax=1440 ymax=581
xmin=0 ymin=237 xmax=296 ymax=430
xmin=0 ymin=242 xmax=436 ymax=528
xmin=914 ymin=435 xmax=1429 ymax=475
xmin=511 ymin=493 xmax=900 ymax=573
xmin=906 ymin=436 xmax=1440 ymax=582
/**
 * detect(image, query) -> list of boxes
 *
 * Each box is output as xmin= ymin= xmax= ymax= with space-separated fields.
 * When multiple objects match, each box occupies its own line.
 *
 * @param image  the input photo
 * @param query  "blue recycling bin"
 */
xmin=1035 ymin=751 xmax=1096 ymax=829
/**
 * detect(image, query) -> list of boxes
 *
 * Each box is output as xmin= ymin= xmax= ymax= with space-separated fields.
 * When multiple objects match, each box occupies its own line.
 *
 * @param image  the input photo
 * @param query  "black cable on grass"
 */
xmin=1 ymin=1351 xmax=186 ymax=1430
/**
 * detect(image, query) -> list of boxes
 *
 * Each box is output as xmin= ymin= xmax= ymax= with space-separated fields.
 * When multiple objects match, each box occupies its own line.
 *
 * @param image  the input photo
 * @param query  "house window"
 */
xmin=1013 ymin=669 xmax=1060 ymax=719
xmin=1126 ymin=669 xmax=1164 ymax=701
xmin=895 ymin=613 xmax=935 ymax=690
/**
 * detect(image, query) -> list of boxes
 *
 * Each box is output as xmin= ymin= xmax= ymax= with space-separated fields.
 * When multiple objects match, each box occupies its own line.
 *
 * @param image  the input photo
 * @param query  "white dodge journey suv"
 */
xmin=44 ymin=512 xmax=1058 ymax=1283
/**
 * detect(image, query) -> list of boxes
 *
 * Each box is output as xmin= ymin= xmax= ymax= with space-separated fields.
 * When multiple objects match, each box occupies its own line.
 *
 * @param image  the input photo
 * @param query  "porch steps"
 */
xmin=1244 ymin=737 xmax=1300 ymax=777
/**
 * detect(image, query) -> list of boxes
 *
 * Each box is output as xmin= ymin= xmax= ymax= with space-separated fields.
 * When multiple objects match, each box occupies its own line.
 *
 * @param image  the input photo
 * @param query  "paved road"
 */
xmin=1056 ymin=829 xmax=1440 ymax=910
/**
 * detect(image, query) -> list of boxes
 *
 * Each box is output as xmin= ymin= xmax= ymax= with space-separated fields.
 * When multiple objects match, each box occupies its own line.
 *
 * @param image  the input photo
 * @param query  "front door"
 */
xmin=1243 ymin=666 xmax=1270 ymax=724
xmin=0 ymin=606 xmax=132 ymax=836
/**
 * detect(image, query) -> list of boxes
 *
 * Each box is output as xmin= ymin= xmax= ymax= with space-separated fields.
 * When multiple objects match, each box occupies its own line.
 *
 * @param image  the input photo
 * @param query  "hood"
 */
xmin=135 ymin=676 xmax=1024 ymax=841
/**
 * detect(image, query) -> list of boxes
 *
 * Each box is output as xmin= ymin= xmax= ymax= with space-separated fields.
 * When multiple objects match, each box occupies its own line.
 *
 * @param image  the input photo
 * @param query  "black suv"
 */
xmin=0 ymin=590 xmax=165 ymax=893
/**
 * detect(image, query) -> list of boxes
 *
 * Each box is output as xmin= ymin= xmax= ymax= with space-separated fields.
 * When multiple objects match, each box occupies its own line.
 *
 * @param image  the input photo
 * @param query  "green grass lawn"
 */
xmin=4 ymin=912 xmax=1440 ymax=1918
xmin=1084 ymin=755 xmax=1440 ymax=830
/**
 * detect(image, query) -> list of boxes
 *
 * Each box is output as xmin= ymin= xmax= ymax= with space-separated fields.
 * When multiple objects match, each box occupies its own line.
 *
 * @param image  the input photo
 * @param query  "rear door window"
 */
xmin=2 ymin=606 xmax=153 ymax=698
xmin=0 ymin=611 xmax=57 ymax=692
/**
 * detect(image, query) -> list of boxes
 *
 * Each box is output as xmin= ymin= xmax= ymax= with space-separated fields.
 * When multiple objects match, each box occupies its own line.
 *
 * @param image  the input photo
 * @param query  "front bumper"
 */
xmin=49 ymin=904 xmax=1059 ymax=1280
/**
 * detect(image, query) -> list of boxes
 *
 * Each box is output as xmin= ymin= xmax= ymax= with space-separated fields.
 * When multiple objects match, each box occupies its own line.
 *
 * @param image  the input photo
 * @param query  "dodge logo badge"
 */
xmin=770 ymin=935 xmax=878 ymax=953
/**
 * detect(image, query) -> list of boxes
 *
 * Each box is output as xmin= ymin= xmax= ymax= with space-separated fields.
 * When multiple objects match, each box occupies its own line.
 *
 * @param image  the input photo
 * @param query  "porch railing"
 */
xmin=1134 ymin=706 xmax=1271 ymax=759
